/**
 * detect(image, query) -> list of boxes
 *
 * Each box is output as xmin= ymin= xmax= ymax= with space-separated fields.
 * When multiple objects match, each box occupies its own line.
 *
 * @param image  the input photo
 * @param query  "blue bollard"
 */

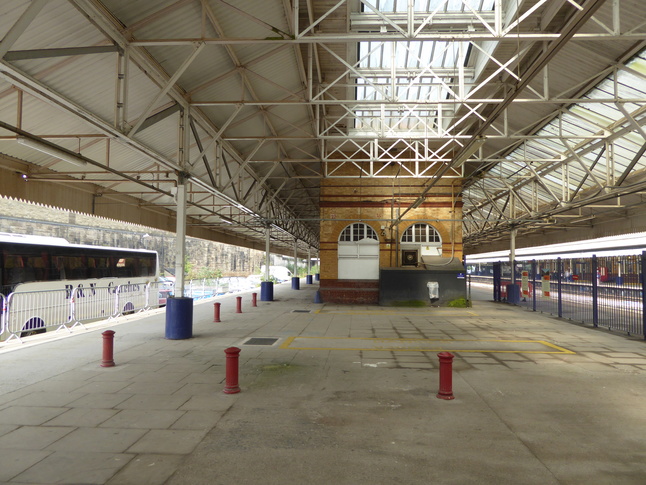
xmin=165 ymin=297 xmax=194 ymax=339
xmin=260 ymin=281 xmax=274 ymax=301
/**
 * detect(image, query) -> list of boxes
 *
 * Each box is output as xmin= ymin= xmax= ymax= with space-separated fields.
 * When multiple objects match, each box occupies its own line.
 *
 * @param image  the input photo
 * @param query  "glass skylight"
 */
xmin=465 ymin=48 xmax=646 ymax=214
xmin=353 ymin=0 xmax=495 ymax=136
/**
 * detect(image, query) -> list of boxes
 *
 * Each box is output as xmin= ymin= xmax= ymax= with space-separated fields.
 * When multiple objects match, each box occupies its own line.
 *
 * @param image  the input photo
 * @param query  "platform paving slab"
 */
xmin=11 ymin=451 xmax=133 ymax=484
xmin=0 ymin=284 xmax=644 ymax=483
xmin=47 ymin=427 xmax=147 ymax=453
xmin=106 ymin=454 xmax=185 ymax=485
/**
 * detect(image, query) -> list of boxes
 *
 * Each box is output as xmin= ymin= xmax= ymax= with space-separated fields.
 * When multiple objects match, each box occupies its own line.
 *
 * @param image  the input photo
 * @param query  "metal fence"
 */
xmin=0 ymin=277 xmax=263 ymax=343
xmin=468 ymin=252 xmax=646 ymax=338
xmin=1 ymin=281 xmax=173 ymax=343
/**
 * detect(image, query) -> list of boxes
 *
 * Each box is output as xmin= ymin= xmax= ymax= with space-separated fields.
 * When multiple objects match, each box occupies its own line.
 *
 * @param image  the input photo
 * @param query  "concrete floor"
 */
xmin=0 ymin=281 xmax=645 ymax=484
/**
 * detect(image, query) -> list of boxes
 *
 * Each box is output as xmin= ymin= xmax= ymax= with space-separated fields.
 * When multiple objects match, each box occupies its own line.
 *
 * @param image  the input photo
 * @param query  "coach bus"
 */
xmin=0 ymin=233 xmax=160 ymax=340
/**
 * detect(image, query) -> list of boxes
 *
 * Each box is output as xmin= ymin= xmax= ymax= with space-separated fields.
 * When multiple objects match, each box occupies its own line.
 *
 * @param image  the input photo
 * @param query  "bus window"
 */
xmin=4 ymin=254 xmax=26 ymax=286
xmin=63 ymin=255 xmax=87 ymax=280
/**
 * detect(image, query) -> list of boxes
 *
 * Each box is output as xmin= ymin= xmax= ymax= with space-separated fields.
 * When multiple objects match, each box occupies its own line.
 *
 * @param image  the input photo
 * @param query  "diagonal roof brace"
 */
xmin=390 ymin=0 xmax=608 ymax=230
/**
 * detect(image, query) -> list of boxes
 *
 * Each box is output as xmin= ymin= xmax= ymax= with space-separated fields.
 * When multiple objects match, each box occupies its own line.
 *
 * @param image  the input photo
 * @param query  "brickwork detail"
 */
xmin=319 ymin=279 xmax=380 ymax=305
xmin=319 ymin=178 xmax=463 ymax=283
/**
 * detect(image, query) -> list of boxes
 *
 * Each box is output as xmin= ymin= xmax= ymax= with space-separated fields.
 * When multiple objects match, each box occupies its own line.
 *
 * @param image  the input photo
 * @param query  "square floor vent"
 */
xmin=244 ymin=338 xmax=279 ymax=346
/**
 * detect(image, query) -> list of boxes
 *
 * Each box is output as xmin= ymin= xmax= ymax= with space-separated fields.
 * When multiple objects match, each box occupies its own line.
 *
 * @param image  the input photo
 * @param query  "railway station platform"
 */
xmin=0 ymin=281 xmax=646 ymax=484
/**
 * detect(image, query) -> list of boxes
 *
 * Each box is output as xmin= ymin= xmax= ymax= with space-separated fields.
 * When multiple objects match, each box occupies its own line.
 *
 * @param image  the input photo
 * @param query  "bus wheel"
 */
xmin=122 ymin=302 xmax=135 ymax=315
xmin=20 ymin=318 xmax=46 ymax=338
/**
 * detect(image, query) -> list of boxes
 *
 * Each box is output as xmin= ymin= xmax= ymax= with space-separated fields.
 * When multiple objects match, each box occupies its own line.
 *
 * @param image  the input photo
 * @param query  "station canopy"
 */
xmin=0 ymin=0 xmax=645 ymax=253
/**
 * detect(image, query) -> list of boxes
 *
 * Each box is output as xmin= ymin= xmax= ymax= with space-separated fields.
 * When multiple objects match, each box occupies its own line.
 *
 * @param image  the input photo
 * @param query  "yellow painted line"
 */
xmin=315 ymin=310 xmax=479 ymax=316
xmin=279 ymin=336 xmax=575 ymax=354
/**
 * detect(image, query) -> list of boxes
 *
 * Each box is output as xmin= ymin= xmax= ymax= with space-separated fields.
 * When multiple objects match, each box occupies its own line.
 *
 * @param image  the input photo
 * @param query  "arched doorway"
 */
xmin=338 ymin=223 xmax=380 ymax=279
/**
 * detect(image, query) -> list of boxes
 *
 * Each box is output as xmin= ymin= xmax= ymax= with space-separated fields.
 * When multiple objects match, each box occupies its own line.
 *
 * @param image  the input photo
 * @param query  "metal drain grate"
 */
xmin=244 ymin=337 xmax=279 ymax=346
xmin=292 ymin=310 xmax=311 ymax=313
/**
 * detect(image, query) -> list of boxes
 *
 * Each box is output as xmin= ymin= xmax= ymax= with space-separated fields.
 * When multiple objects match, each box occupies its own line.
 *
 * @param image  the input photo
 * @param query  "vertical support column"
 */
xmin=532 ymin=259 xmax=536 ymax=311
xmin=115 ymin=49 xmax=130 ymax=132
xmin=174 ymin=106 xmax=190 ymax=298
xmin=592 ymin=254 xmax=599 ymax=326
xmin=493 ymin=262 xmax=501 ymax=302
xmin=315 ymin=249 xmax=320 ymax=281
xmin=265 ymin=224 xmax=271 ymax=282
xmin=641 ymin=251 xmax=646 ymax=339
xmin=174 ymin=174 xmax=188 ymax=297
xmin=510 ymin=228 xmax=517 ymax=284
xmin=306 ymin=246 xmax=313 ymax=284
xmin=293 ymin=238 xmax=298 ymax=277
xmin=292 ymin=238 xmax=300 ymax=290
xmin=557 ymin=257 xmax=563 ymax=318
xmin=261 ymin=224 xmax=274 ymax=302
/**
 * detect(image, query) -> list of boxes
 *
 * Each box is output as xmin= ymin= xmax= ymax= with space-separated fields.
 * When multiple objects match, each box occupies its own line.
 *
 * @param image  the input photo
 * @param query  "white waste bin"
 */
xmin=427 ymin=281 xmax=439 ymax=300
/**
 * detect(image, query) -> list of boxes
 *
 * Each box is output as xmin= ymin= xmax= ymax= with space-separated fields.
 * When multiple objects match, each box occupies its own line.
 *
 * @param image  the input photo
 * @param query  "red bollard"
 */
xmin=236 ymin=296 xmax=242 ymax=313
xmin=213 ymin=302 xmax=221 ymax=323
xmin=251 ymin=292 xmax=257 ymax=307
xmin=436 ymin=351 xmax=455 ymax=400
xmin=101 ymin=330 xmax=115 ymax=368
xmin=223 ymin=347 xmax=241 ymax=394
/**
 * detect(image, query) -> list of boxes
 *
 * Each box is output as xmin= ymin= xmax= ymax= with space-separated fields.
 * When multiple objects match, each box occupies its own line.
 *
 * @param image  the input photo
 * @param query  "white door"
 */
xmin=338 ymin=238 xmax=379 ymax=279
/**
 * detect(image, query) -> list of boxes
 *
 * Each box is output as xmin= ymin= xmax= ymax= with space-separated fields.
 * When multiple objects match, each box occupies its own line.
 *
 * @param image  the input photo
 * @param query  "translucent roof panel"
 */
xmin=465 ymin=47 xmax=646 ymax=216
xmin=353 ymin=1 xmax=495 ymax=135
xmin=362 ymin=0 xmax=495 ymax=13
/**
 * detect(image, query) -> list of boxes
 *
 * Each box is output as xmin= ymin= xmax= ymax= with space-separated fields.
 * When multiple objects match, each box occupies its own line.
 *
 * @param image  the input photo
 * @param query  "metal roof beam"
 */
xmin=0 ymin=0 xmax=47 ymax=59
xmin=4 ymin=45 xmax=120 ymax=61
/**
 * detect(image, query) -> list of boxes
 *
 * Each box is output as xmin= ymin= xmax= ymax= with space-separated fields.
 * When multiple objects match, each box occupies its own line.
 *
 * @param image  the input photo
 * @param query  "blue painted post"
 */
xmin=557 ymin=257 xmax=563 ymax=318
xmin=592 ymin=255 xmax=598 ymax=326
xmin=532 ymin=259 xmax=536 ymax=312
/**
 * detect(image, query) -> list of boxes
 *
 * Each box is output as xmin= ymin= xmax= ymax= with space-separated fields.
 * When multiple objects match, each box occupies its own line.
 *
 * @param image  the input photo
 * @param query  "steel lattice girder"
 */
xmin=0 ymin=0 xmax=644 ymax=253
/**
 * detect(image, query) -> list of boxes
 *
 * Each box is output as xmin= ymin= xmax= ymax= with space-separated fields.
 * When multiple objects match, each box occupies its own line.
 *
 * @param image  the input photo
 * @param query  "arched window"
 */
xmin=339 ymin=223 xmax=378 ymax=242
xmin=400 ymin=223 xmax=442 ymax=264
xmin=337 ymin=223 xmax=379 ymax=279
xmin=401 ymin=223 xmax=441 ymax=243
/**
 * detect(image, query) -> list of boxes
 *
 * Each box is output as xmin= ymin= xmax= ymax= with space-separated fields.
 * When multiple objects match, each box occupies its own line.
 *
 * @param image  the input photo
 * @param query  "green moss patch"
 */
xmin=447 ymin=298 xmax=470 ymax=308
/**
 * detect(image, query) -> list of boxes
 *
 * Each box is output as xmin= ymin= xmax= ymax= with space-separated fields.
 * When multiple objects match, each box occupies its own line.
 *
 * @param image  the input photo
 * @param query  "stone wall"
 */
xmin=0 ymin=197 xmax=266 ymax=277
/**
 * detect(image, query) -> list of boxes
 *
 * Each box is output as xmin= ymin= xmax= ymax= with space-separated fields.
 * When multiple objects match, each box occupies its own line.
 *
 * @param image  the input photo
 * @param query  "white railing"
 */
xmin=1 ymin=282 xmax=169 ymax=343
xmin=147 ymin=281 xmax=170 ymax=310
xmin=72 ymin=285 xmax=118 ymax=325
xmin=5 ymin=289 xmax=73 ymax=341
xmin=0 ymin=293 xmax=6 ymax=335
xmin=0 ymin=279 xmax=254 ymax=343
xmin=115 ymin=282 xmax=148 ymax=315
xmin=185 ymin=279 xmax=219 ymax=299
